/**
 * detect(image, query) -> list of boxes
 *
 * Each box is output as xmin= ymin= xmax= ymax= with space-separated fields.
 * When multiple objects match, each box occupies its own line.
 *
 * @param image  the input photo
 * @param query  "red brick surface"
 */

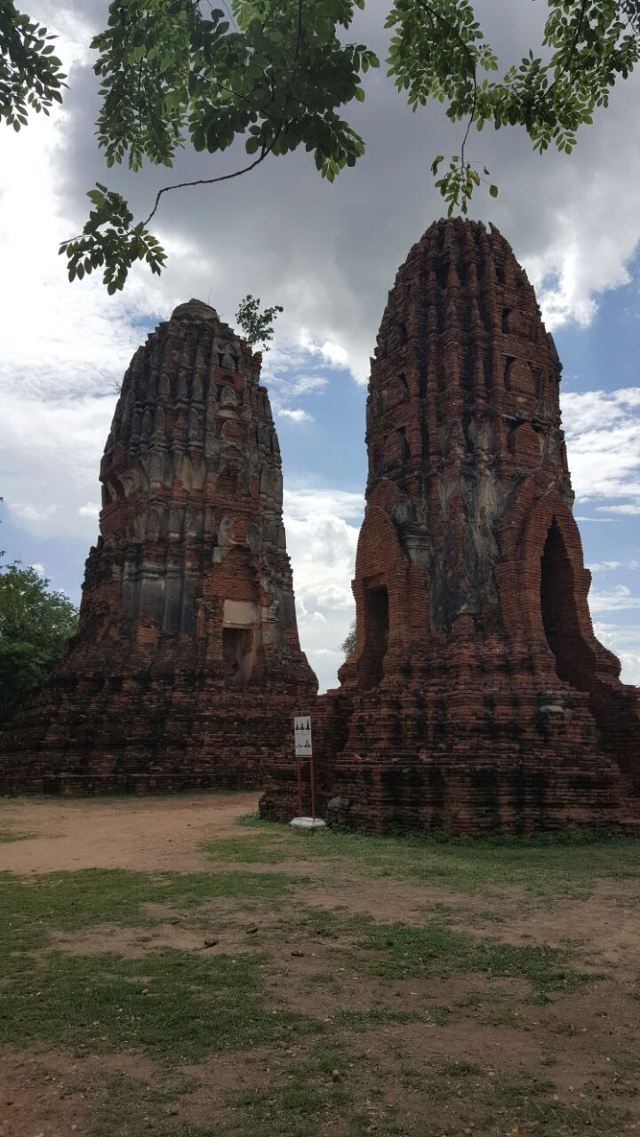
xmin=0 ymin=300 xmax=316 ymax=793
xmin=261 ymin=220 xmax=640 ymax=834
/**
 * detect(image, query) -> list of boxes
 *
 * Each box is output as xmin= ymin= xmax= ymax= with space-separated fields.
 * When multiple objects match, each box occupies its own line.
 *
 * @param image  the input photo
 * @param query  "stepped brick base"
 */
xmin=2 ymin=681 xmax=313 ymax=795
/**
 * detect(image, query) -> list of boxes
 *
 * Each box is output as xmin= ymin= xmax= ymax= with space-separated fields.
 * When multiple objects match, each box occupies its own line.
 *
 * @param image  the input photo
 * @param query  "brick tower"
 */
xmin=0 ymin=300 xmax=316 ymax=793
xmin=261 ymin=220 xmax=640 ymax=833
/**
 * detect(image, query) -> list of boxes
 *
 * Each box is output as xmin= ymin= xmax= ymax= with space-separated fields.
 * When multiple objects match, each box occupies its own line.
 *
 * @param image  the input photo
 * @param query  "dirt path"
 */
xmin=0 ymin=792 xmax=260 ymax=873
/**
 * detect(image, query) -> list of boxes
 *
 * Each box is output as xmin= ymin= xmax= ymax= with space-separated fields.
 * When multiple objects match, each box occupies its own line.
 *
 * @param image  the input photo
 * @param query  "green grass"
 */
xmin=3 ymin=813 xmax=639 ymax=1137
xmin=203 ymin=814 xmax=640 ymax=897
xmin=83 ymin=1054 xmax=635 ymax=1137
xmin=228 ymin=1044 xmax=633 ymax=1137
xmin=392 ymin=1063 xmax=633 ymax=1135
xmin=1 ymin=867 xmax=304 ymax=954
xmin=0 ymin=946 xmax=323 ymax=1060
xmin=353 ymin=917 xmax=597 ymax=999
xmin=0 ymin=866 xmax=323 ymax=1062
xmin=0 ymin=828 xmax=33 ymax=842
xmin=231 ymin=1040 xmax=370 ymax=1137
xmin=89 ymin=1073 xmax=200 ymax=1137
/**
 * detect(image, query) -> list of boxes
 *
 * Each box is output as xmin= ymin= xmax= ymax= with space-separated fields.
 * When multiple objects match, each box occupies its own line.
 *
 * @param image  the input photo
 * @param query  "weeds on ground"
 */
xmin=2 ymin=814 xmax=639 ymax=1137
xmin=0 ymin=867 xmax=321 ymax=1061
xmin=1 ymin=867 xmax=304 ymax=955
xmin=0 ymin=945 xmax=325 ymax=1060
xmin=202 ymin=814 xmax=640 ymax=898
xmin=353 ymin=917 xmax=598 ymax=999
xmin=229 ymin=1045 xmax=633 ymax=1137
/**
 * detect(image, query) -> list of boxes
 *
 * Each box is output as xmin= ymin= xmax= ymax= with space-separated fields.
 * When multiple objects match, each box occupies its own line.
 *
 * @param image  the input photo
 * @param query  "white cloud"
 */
xmin=4 ymin=0 xmax=640 ymax=404
xmin=78 ymin=502 xmax=100 ymax=518
xmin=562 ymin=389 xmax=640 ymax=435
xmin=617 ymin=654 xmax=640 ymax=686
xmin=587 ymin=559 xmax=639 ymax=573
xmin=284 ymin=488 xmax=362 ymax=690
xmin=597 ymin=504 xmax=640 ymax=516
xmin=587 ymin=561 xmax=623 ymax=572
xmin=0 ymin=392 xmax=113 ymax=538
xmin=589 ymin=585 xmax=640 ymax=614
xmin=31 ymin=563 xmax=46 ymax=578
xmin=299 ymin=334 xmax=351 ymax=372
xmin=261 ymin=348 xmax=336 ymax=420
xmin=288 ymin=376 xmax=329 ymax=396
xmin=11 ymin=503 xmax=58 ymax=523
xmin=284 ymin=489 xmax=364 ymax=523
xmin=278 ymin=408 xmax=313 ymax=424
xmin=561 ymin=389 xmax=640 ymax=510
xmin=593 ymin=621 xmax=640 ymax=686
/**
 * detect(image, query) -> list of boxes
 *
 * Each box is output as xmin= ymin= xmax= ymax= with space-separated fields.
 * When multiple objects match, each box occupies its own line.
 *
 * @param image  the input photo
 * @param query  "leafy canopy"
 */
xmin=235 ymin=293 xmax=284 ymax=349
xmin=2 ymin=1 xmax=640 ymax=292
xmin=0 ymin=555 xmax=78 ymax=721
xmin=0 ymin=0 xmax=65 ymax=129
xmin=341 ymin=618 xmax=356 ymax=658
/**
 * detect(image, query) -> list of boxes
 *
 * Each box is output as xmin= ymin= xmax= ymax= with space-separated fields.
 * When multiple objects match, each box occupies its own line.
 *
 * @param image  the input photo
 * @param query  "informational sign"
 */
xmin=294 ymin=715 xmax=313 ymax=758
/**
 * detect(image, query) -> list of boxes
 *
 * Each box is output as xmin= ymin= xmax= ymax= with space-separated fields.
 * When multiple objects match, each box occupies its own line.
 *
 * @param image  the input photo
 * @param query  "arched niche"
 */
xmin=509 ymin=421 xmax=540 ymax=466
xmin=504 ymin=357 xmax=535 ymax=396
xmin=346 ymin=490 xmax=413 ymax=693
xmin=360 ymin=578 xmax=389 ymax=690
xmin=539 ymin=518 xmax=596 ymax=688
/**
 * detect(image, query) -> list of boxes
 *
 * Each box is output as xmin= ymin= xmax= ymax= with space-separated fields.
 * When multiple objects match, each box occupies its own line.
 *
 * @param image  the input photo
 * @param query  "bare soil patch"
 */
xmin=0 ymin=791 xmax=259 ymax=873
xmin=2 ymin=793 xmax=640 ymax=1136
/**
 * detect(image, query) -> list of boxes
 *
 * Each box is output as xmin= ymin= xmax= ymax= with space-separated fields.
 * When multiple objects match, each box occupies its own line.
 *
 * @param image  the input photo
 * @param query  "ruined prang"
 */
xmin=261 ymin=220 xmax=640 ymax=834
xmin=0 ymin=300 xmax=316 ymax=793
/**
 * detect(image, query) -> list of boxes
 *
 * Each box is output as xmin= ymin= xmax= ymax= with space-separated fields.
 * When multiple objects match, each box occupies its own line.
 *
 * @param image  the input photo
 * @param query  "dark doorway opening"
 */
xmin=222 ymin=627 xmax=254 ymax=687
xmin=361 ymin=585 xmax=389 ymax=689
xmin=540 ymin=519 xmax=593 ymax=688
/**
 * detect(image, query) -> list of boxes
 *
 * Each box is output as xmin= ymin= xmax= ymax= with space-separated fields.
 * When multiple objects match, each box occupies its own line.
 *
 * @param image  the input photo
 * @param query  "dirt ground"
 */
xmin=0 ymin=792 xmax=257 ymax=873
xmin=2 ymin=792 xmax=640 ymax=1137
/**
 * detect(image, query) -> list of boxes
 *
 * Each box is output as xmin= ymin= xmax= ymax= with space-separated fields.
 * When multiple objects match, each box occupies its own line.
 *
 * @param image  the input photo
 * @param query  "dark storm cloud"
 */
xmin=49 ymin=1 xmax=640 ymax=380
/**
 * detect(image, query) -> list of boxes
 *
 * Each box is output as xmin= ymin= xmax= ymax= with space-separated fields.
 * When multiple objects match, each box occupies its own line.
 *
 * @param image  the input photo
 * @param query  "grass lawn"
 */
xmin=1 ymin=794 xmax=639 ymax=1136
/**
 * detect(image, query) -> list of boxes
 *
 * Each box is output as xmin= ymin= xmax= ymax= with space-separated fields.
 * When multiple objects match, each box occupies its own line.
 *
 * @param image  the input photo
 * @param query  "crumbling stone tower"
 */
xmin=0 ymin=300 xmax=316 ymax=793
xmin=262 ymin=220 xmax=640 ymax=833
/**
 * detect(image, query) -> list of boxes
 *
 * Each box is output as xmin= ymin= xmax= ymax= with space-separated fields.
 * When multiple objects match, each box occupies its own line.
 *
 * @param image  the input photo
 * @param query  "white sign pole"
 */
xmin=294 ymin=715 xmax=312 ymax=758
xmin=290 ymin=715 xmax=325 ymax=830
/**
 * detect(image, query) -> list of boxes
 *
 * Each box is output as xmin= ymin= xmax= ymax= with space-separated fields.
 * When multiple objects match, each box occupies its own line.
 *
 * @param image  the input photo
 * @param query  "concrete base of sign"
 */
xmin=290 ymin=817 xmax=327 ymax=831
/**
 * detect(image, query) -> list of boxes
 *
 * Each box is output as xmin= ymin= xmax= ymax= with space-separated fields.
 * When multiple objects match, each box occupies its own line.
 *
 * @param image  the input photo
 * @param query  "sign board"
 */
xmin=294 ymin=715 xmax=312 ymax=758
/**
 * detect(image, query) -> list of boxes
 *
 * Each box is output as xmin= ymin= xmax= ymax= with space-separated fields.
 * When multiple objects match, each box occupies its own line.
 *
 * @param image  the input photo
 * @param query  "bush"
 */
xmin=0 ymin=560 xmax=77 ymax=721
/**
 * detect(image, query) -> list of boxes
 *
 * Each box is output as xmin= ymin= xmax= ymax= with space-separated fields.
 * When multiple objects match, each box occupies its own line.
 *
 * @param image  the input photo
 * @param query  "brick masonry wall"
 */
xmin=0 ymin=300 xmax=317 ymax=794
xmin=261 ymin=220 xmax=640 ymax=834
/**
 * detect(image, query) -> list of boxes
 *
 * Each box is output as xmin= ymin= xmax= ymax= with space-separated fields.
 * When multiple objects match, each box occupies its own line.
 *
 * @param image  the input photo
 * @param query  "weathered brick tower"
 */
xmin=261 ymin=220 xmax=640 ymax=833
xmin=0 ymin=299 xmax=316 ymax=793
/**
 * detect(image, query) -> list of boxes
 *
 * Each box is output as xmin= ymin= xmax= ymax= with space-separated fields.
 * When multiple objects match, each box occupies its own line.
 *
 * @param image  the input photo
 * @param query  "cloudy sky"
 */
xmin=1 ymin=0 xmax=639 ymax=692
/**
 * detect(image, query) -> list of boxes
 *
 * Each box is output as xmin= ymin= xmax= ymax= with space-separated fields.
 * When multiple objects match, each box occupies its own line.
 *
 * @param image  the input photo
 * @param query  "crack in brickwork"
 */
xmin=261 ymin=220 xmax=640 ymax=834
xmin=0 ymin=300 xmax=316 ymax=794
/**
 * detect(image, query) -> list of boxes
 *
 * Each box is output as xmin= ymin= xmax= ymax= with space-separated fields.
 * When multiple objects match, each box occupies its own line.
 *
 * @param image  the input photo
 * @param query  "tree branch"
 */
xmin=143 ymin=143 xmax=273 ymax=225
xmin=416 ymin=0 xmax=478 ymax=168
